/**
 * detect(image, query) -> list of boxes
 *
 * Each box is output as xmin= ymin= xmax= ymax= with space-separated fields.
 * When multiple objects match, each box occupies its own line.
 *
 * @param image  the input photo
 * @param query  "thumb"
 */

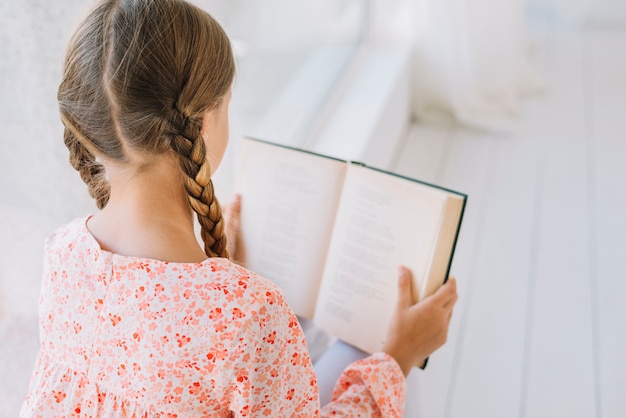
xmin=231 ymin=194 xmax=241 ymax=215
xmin=225 ymin=195 xmax=241 ymax=227
xmin=396 ymin=266 xmax=415 ymax=309
xmin=225 ymin=195 xmax=241 ymax=257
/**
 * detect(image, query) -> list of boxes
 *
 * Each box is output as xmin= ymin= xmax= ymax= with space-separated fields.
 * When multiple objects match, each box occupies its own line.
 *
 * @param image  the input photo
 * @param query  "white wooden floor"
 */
xmin=393 ymin=25 xmax=626 ymax=418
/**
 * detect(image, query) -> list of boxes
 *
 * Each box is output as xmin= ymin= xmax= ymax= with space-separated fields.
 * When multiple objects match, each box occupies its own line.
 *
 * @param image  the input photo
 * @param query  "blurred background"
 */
xmin=1 ymin=0 xmax=624 ymax=416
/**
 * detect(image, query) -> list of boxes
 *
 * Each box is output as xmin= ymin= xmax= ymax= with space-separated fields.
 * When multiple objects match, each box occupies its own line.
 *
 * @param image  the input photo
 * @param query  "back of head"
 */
xmin=59 ymin=0 xmax=235 ymax=258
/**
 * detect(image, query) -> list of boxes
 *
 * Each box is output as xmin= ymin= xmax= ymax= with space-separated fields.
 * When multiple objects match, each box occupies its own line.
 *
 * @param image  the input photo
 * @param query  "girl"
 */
xmin=21 ymin=0 xmax=457 ymax=416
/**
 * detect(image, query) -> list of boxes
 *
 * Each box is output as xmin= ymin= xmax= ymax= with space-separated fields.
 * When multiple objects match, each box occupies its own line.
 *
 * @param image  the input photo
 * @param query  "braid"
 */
xmin=58 ymin=0 xmax=235 ymax=256
xmin=169 ymin=114 xmax=229 ymax=259
xmin=63 ymin=125 xmax=111 ymax=210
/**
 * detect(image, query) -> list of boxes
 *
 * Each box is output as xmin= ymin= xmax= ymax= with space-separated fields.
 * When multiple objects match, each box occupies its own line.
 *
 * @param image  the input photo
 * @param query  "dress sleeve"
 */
xmin=228 ymin=286 xmax=321 ymax=417
xmin=228 ymin=282 xmax=406 ymax=417
xmin=320 ymin=352 xmax=407 ymax=417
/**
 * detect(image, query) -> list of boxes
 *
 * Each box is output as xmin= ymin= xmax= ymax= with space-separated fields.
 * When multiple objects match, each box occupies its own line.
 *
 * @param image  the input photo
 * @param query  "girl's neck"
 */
xmin=87 ymin=156 xmax=208 ymax=263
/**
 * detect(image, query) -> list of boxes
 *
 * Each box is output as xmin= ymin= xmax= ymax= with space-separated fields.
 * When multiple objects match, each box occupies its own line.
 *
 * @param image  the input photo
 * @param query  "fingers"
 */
xmin=225 ymin=195 xmax=241 ymax=229
xmin=230 ymin=194 xmax=241 ymax=216
xmin=396 ymin=266 xmax=416 ymax=309
xmin=225 ymin=195 xmax=242 ymax=259
xmin=397 ymin=269 xmax=458 ymax=311
xmin=435 ymin=276 xmax=457 ymax=307
xmin=225 ymin=194 xmax=241 ymax=219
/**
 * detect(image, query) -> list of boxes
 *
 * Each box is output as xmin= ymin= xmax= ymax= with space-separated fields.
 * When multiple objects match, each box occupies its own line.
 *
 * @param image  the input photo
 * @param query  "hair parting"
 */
xmin=59 ymin=0 xmax=235 ymax=258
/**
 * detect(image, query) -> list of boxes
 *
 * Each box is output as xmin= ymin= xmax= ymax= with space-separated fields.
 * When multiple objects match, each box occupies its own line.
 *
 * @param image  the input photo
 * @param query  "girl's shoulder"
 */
xmin=46 ymin=216 xmax=289 ymax=312
xmin=44 ymin=216 xmax=97 ymax=261
xmin=166 ymin=257 xmax=289 ymax=315
xmin=45 ymin=216 xmax=89 ymax=245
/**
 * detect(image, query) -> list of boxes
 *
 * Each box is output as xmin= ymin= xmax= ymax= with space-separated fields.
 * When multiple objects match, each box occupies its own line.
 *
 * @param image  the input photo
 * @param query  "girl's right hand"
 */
xmin=382 ymin=266 xmax=458 ymax=377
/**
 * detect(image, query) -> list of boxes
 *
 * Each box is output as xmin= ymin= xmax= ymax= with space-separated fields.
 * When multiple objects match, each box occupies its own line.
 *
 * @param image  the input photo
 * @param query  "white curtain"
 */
xmin=371 ymin=0 xmax=545 ymax=131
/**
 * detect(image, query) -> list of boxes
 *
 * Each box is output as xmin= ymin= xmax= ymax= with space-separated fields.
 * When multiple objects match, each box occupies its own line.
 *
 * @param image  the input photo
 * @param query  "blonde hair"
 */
xmin=59 ymin=0 xmax=235 ymax=258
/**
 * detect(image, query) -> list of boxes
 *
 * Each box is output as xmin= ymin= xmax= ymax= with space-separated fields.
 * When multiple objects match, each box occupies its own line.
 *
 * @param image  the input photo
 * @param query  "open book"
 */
xmin=234 ymin=137 xmax=467 ymax=364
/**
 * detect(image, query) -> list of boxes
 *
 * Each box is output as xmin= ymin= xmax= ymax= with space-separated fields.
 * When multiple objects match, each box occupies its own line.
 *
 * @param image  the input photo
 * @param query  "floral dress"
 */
xmin=20 ymin=218 xmax=407 ymax=417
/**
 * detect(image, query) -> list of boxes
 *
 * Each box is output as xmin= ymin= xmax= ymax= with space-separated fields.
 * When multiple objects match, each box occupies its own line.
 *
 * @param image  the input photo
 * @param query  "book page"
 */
xmin=421 ymin=197 xmax=465 ymax=298
xmin=234 ymin=138 xmax=347 ymax=318
xmin=313 ymin=164 xmax=452 ymax=354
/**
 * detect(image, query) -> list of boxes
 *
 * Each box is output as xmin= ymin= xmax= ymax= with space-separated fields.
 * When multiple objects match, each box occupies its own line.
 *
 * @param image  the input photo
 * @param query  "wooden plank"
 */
xmin=439 ymin=22 xmax=574 ymax=418
xmin=393 ymin=123 xmax=452 ymax=184
xmin=410 ymin=129 xmax=496 ymax=418
xmin=444 ymin=111 xmax=541 ymax=418
xmin=587 ymin=28 xmax=626 ymax=418
xmin=394 ymin=121 xmax=457 ymax=418
xmin=523 ymin=28 xmax=596 ymax=418
xmin=393 ymin=121 xmax=499 ymax=418
xmin=396 ymin=41 xmax=549 ymax=418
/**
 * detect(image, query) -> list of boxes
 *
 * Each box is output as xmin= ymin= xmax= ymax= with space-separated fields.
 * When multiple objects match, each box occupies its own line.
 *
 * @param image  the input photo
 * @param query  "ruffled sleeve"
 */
xmin=227 ymin=276 xmax=406 ymax=417
xmin=227 ymin=283 xmax=320 ymax=417
xmin=321 ymin=352 xmax=407 ymax=417
xmin=227 ymin=279 xmax=406 ymax=417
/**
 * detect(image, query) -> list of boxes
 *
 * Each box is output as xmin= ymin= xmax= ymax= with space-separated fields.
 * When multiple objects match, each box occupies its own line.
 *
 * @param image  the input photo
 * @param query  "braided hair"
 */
xmin=58 ymin=0 xmax=235 ymax=258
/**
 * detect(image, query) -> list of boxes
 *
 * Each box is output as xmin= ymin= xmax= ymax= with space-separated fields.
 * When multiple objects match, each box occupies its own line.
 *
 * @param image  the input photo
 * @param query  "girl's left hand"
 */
xmin=224 ymin=194 xmax=246 ymax=266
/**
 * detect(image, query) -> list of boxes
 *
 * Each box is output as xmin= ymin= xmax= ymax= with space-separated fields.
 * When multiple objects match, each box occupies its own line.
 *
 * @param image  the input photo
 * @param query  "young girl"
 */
xmin=21 ymin=0 xmax=457 ymax=416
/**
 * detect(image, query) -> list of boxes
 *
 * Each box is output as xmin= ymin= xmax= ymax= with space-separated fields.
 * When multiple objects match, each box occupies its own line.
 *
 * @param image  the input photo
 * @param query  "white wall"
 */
xmin=587 ymin=0 xmax=626 ymax=24
xmin=527 ymin=0 xmax=626 ymax=25
xmin=0 ymin=1 xmax=97 ymax=223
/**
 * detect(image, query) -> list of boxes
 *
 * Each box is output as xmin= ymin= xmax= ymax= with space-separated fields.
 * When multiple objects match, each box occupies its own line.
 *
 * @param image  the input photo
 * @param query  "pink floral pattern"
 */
xmin=20 ymin=218 xmax=406 ymax=417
